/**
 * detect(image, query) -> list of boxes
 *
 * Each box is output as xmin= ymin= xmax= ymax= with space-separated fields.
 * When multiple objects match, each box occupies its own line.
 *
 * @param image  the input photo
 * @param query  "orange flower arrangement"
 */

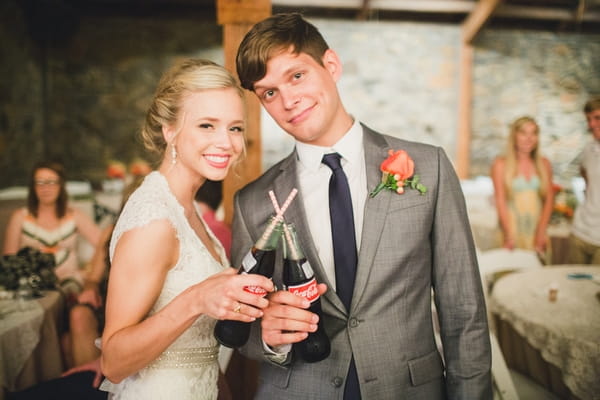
xmin=106 ymin=160 xmax=126 ymax=179
xmin=369 ymin=149 xmax=427 ymax=197
xmin=552 ymin=183 xmax=577 ymax=221
xmin=129 ymin=158 xmax=152 ymax=177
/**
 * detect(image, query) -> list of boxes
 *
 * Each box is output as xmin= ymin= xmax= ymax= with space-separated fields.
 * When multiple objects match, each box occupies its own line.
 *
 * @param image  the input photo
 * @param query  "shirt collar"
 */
xmin=296 ymin=119 xmax=363 ymax=172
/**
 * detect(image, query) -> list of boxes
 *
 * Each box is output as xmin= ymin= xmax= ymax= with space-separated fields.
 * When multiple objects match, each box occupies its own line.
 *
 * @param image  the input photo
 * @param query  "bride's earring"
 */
xmin=171 ymin=143 xmax=177 ymax=165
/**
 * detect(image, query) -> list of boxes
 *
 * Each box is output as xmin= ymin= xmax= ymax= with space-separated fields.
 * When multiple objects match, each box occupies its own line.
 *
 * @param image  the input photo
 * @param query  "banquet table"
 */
xmin=489 ymin=265 xmax=600 ymax=400
xmin=0 ymin=290 xmax=65 ymax=400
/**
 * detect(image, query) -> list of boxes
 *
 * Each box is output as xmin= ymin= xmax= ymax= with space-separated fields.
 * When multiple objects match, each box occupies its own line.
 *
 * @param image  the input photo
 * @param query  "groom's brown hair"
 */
xmin=236 ymin=12 xmax=329 ymax=91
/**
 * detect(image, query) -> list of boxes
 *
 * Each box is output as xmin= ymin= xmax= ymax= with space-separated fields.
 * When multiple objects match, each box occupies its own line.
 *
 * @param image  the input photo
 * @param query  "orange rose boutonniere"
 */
xmin=369 ymin=149 xmax=427 ymax=197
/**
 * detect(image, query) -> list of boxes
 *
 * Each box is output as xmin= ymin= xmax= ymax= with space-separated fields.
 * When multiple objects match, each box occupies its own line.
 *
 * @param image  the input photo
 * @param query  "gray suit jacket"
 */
xmin=231 ymin=124 xmax=492 ymax=399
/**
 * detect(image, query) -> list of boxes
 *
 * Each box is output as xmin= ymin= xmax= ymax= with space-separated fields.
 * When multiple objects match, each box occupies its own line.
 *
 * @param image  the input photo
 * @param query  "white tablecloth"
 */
xmin=0 ymin=297 xmax=44 ymax=393
xmin=0 ymin=291 xmax=64 ymax=399
xmin=490 ymin=266 xmax=600 ymax=400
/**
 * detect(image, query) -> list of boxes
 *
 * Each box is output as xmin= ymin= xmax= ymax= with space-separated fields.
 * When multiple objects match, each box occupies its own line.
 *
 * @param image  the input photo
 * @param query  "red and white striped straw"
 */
xmin=268 ymin=189 xmax=298 ymax=259
xmin=270 ymin=188 xmax=298 ymax=221
xmin=257 ymin=188 xmax=298 ymax=247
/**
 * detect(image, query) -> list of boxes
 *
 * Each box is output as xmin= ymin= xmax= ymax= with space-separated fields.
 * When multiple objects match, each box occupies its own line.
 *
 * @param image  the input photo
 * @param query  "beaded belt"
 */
xmin=147 ymin=346 xmax=219 ymax=369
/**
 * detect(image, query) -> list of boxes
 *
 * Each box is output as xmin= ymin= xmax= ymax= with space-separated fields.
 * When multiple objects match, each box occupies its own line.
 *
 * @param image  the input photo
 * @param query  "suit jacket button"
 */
xmin=349 ymin=317 xmax=359 ymax=328
xmin=331 ymin=376 xmax=344 ymax=387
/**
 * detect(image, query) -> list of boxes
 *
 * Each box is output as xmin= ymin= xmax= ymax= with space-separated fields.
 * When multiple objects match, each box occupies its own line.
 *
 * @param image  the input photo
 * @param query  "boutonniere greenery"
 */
xmin=369 ymin=149 xmax=427 ymax=197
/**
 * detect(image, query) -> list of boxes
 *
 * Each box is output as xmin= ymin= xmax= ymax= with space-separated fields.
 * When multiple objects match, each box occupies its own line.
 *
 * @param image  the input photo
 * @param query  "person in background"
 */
xmin=7 ymin=176 xmax=232 ymax=400
xmin=7 ymin=358 xmax=107 ymax=400
xmin=195 ymin=179 xmax=231 ymax=260
xmin=567 ymin=97 xmax=600 ymax=264
xmin=232 ymin=12 xmax=491 ymax=399
xmin=99 ymin=58 xmax=273 ymax=400
xmin=2 ymin=161 xmax=101 ymax=296
xmin=491 ymin=116 xmax=554 ymax=259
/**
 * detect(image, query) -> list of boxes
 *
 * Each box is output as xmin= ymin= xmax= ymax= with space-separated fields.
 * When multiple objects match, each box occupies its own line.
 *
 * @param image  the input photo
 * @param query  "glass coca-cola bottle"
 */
xmin=282 ymin=223 xmax=331 ymax=363
xmin=214 ymin=216 xmax=281 ymax=348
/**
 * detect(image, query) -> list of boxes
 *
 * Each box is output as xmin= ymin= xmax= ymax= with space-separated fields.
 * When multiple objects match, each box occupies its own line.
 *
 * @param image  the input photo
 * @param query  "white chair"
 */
xmin=477 ymin=248 xmax=543 ymax=295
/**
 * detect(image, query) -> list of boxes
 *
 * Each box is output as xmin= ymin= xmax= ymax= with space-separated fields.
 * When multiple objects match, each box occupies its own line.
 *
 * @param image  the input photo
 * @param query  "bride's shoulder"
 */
xmin=113 ymin=175 xmax=175 ymax=234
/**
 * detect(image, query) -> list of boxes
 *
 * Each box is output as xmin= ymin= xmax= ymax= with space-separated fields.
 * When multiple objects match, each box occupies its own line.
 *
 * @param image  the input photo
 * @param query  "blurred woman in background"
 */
xmin=3 ymin=161 xmax=101 ymax=292
xmin=491 ymin=116 xmax=554 ymax=259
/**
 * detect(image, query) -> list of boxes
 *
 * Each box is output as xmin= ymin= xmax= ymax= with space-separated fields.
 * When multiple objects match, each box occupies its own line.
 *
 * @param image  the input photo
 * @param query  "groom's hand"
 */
xmin=261 ymin=283 xmax=327 ymax=347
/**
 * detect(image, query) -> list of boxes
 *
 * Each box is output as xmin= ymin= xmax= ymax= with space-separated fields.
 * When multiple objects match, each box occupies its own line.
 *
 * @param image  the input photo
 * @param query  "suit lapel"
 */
xmin=351 ymin=126 xmax=393 ymax=309
xmin=273 ymin=129 xmax=397 ymax=315
xmin=272 ymin=151 xmax=347 ymax=314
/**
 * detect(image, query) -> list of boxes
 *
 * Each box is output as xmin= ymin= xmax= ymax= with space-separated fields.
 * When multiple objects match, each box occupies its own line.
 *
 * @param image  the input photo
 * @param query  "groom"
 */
xmin=230 ymin=13 xmax=492 ymax=400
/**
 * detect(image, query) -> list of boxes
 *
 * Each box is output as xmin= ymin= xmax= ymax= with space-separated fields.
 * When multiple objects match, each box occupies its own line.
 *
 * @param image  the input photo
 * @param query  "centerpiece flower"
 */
xmin=369 ymin=149 xmax=427 ymax=197
xmin=551 ymin=183 xmax=577 ymax=223
xmin=106 ymin=160 xmax=127 ymax=180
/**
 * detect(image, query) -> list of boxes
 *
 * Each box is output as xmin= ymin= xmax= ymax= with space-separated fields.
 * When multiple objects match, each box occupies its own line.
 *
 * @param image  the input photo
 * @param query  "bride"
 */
xmin=100 ymin=59 xmax=274 ymax=399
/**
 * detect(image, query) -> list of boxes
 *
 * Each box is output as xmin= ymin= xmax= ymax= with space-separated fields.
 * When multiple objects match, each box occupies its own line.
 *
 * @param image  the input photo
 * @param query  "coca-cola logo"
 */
xmin=288 ymin=278 xmax=319 ymax=302
xmin=243 ymin=285 xmax=268 ymax=296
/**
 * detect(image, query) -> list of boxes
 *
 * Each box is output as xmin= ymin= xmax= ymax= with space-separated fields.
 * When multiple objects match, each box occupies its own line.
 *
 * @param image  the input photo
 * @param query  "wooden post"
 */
xmin=216 ymin=5 xmax=271 ymax=399
xmin=456 ymin=41 xmax=473 ymax=179
xmin=456 ymin=0 xmax=502 ymax=178
xmin=217 ymin=0 xmax=271 ymax=225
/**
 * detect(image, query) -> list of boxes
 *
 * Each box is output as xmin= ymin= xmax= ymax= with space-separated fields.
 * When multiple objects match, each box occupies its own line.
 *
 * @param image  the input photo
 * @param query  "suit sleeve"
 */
xmin=430 ymin=148 xmax=493 ymax=399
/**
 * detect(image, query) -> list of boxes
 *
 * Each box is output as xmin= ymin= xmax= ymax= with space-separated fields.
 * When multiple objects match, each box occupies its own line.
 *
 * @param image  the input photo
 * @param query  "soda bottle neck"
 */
xmin=255 ymin=216 xmax=282 ymax=251
xmin=282 ymin=223 xmax=305 ymax=260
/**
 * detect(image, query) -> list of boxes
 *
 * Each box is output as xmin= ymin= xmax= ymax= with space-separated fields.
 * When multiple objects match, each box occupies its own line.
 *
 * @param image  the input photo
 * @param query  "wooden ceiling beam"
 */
xmin=461 ymin=0 xmax=502 ymax=44
xmin=495 ymin=4 xmax=600 ymax=22
xmin=272 ymin=0 xmax=476 ymax=13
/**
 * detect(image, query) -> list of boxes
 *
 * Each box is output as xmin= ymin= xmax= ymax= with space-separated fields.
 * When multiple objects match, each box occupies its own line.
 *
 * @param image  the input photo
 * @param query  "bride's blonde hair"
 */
xmin=140 ymin=59 xmax=246 ymax=161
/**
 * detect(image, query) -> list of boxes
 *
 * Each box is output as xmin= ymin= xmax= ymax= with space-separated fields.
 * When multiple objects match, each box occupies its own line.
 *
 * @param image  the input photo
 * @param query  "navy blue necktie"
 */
xmin=322 ymin=153 xmax=357 ymax=309
xmin=322 ymin=153 xmax=361 ymax=400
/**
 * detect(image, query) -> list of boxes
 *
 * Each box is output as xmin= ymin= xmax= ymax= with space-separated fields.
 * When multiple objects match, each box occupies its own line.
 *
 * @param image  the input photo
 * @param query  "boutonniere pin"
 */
xmin=369 ymin=149 xmax=427 ymax=197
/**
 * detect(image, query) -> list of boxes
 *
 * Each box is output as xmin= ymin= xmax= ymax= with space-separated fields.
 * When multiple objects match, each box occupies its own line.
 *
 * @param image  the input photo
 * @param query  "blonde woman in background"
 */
xmin=491 ymin=116 xmax=554 ymax=259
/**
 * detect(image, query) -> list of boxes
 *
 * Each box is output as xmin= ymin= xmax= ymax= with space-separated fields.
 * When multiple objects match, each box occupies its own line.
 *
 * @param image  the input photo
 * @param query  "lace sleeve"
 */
xmin=109 ymin=179 xmax=174 ymax=260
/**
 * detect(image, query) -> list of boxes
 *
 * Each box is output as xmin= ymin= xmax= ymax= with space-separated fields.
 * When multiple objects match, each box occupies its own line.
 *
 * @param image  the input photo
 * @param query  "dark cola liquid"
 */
xmin=214 ymin=248 xmax=276 ymax=348
xmin=283 ymin=257 xmax=331 ymax=363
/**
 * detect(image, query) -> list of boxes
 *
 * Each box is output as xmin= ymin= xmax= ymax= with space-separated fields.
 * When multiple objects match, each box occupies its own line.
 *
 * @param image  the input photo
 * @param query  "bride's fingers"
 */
xmin=223 ymin=301 xmax=262 ymax=322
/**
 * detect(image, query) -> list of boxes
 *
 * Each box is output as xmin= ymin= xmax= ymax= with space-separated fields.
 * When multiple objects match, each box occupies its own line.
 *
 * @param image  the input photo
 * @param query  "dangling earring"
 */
xmin=171 ymin=143 xmax=177 ymax=165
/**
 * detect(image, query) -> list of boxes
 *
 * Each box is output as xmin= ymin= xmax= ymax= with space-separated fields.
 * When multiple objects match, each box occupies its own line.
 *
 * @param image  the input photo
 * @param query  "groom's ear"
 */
xmin=322 ymin=49 xmax=343 ymax=82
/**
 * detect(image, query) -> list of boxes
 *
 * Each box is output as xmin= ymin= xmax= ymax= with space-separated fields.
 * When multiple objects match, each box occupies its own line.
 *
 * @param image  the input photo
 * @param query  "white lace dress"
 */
xmin=100 ymin=171 xmax=228 ymax=400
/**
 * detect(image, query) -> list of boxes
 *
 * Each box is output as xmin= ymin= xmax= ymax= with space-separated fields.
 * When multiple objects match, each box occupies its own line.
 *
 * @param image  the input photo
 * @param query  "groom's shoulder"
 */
xmin=236 ymin=155 xmax=292 ymax=198
xmin=365 ymin=125 xmax=441 ymax=159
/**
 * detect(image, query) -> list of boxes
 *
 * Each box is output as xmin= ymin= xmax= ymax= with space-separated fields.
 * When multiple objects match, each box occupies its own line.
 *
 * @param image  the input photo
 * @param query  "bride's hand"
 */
xmin=194 ymin=268 xmax=274 ymax=321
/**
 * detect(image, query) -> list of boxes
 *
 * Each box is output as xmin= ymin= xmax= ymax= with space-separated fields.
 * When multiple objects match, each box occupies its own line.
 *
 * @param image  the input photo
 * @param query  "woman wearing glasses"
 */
xmin=2 ymin=160 xmax=101 ymax=290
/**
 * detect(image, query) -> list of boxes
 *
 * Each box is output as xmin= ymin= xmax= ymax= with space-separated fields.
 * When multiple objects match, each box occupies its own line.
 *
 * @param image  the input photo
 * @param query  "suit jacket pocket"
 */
xmin=408 ymin=350 xmax=444 ymax=386
xmin=259 ymin=361 xmax=291 ymax=389
xmin=387 ymin=192 xmax=430 ymax=214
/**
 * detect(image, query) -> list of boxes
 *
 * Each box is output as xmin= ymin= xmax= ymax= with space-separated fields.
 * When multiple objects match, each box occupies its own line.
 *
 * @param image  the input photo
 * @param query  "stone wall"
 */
xmin=1 ymin=4 xmax=599 ymax=189
xmin=471 ymin=30 xmax=600 ymax=184
xmin=0 ymin=1 xmax=223 ymax=187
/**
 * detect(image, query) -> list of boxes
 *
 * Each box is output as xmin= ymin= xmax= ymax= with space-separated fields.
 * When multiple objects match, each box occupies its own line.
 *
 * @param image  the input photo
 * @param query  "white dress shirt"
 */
xmin=264 ymin=119 xmax=368 ymax=359
xmin=295 ymin=119 xmax=367 ymax=289
xmin=572 ymin=138 xmax=600 ymax=245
